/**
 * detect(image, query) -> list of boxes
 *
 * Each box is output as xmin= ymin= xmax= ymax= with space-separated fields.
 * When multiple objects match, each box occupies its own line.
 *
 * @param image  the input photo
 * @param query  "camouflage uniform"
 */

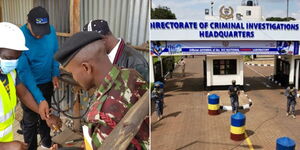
xmin=285 ymin=87 xmax=297 ymax=115
xmin=86 ymin=66 xmax=149 ymax=150
xmin=151 ymin=87 xmax=164 ymax=118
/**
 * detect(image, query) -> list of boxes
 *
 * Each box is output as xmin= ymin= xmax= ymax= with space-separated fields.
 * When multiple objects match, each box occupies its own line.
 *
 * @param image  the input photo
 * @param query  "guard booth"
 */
xmin=150 ymin=20 xmax=300 ymax=89
xmin=205 ymin=55 xmax=244 ymax=89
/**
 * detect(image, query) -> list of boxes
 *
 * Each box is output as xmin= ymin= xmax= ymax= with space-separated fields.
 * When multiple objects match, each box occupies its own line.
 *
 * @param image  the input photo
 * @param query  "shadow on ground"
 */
xmin=164 ymin=77 xmax=204 ymax=93
xmin=239 ymin=108 xmax=250 ymax=114
xmin=162 ymin=111 xmax=182 ymax=119
xmin=168 ymin=72 xmax=198 ymax=79
xmin=246 ymin=129 xmax=255 ymax=137
xmin=151 ymin=111 xmax=182 ymax=131
xmin=244 ymin=77 xmax=284 ymax=92
xmin=295 ymin=110 xmax=300 ymax=115
xmin=217 ymin=108 xmax=250 ymax=115
xmin=164 ymin=94 xmax=173 ymax=97
xmin=151 ymin=122 xmax=163 ymax=131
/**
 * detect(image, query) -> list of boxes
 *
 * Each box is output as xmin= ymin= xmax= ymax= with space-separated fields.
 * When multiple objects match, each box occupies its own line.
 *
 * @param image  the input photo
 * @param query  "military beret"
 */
xmin=54 ymin=31 xmax=103 ymax=66
xmin=83 ymin=19 xmax=111 ymax=35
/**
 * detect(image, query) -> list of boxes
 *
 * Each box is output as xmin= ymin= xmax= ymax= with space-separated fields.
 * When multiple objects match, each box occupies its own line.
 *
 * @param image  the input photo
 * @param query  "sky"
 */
xmin=152 ymin=0 xmax=300 ymax=20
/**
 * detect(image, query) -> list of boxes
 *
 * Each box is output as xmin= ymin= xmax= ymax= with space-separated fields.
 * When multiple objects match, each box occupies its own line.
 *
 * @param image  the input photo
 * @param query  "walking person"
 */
xmin=285 ymin=84 xmax=297 ymax=119
xmin=151 ymin=82 xmax=164 ymax=121
xmin=228 ymin=80 xmax=240 ymax=113
xmin=180 ymin=58 xmax=185 ymax=77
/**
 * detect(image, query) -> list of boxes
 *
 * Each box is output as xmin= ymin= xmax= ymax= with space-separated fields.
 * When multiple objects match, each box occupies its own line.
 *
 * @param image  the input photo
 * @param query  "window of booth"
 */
xmin=246 ymin=10 xmax=251 ymax=16
xmin=213 ymin=59 xmax=237 ymax=75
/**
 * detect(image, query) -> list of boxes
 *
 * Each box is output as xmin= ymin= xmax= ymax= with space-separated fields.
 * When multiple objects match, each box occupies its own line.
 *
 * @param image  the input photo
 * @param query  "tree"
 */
xmin=266 ymin=17 xmax=296 ymax=22
xmin=151 ymin=6 xmax=176 ymax=19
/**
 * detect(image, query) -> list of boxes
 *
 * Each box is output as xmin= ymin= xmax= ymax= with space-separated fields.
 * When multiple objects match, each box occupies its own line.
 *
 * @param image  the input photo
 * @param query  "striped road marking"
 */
xmin=245 ymin=131 xmax=254 ymax=150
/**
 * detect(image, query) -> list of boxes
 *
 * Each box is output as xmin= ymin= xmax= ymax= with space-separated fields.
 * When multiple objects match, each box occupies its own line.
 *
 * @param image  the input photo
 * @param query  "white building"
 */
xmin=205 ymin=0 xmax=263 ymax=21
xmin=150 ymin=0 xmax=300 ymax=90
xmin=204 ymin=0 xmax=262 ymax=88
xmin=236 ymin=0 xmax=262 ymax=21
xmin=205 ymin=55 xmax=244 ymax=88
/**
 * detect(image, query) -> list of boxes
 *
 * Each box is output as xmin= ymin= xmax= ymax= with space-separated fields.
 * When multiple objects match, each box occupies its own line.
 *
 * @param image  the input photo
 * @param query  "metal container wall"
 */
xmin=1 ymin=0 xmax=33 ymax=25
xmin=80 ymin=0 xmax=149 ymax=46
xmin=33 ymin=0 xmax=70 ymax=48
xmin=80 ymin=0 xmax=149 ymax=58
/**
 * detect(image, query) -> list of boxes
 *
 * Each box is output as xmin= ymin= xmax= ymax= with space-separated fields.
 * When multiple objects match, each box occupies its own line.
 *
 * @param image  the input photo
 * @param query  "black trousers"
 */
xmin=155 ymin=101 xmax=163 ymax=117
xmin=287 ymin=98 xmax=296 ymax=115
xmin=21 ymin=82 xmax=54 ymax=150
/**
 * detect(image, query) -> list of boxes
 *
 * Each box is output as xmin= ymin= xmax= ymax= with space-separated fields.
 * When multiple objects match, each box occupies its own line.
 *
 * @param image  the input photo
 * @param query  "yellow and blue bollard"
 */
xmin=230 ymin=112 xmax=246 ymax=141
xmin=276 ymin=137 xmax=296 ymax=150
xmin=208 ymin=94 xmax=220 ymax=115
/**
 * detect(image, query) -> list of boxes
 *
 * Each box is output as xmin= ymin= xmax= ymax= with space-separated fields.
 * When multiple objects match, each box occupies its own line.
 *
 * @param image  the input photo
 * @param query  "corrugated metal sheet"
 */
xmin=80 ymin=0 xmax=149 ymax=46
xmin=33 ymin=0 xmax=70 ymax=48
xmin=1 ymin=0 xmax=33 ymax=25
xmin=33 ymin=0 xmax=70 ymax=34
xmin=0 ymin=0 xmax=70 ymax=48
xmin=1 ymin=0 xmax=149 ymax=53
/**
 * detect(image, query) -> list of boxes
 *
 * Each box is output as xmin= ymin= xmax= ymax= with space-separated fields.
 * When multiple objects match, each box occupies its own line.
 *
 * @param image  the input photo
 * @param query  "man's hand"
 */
xmin=46 ymin=114 xmax=62 ymax=131
xmin=52 ymin=76 xmax=60 ymax=89
xmin=39 ymin=100 xmax=50 ymax=120
xmin=50 ymin=144 xmax=58 ymax=150
xmin=1 ymin=141 xmax=28 ymax=150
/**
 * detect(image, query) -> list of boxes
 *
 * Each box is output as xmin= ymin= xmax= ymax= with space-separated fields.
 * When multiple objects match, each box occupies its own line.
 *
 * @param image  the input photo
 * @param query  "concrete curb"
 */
xmin=268 ymin=76 xmax=282 ymax=86
xmin=244 ymin=62 xmax=274 ymax=67
xmin=207 ymin=91 xmax=253 ymax=111
xmin=268 ymin=76 xmax=300 ymax=98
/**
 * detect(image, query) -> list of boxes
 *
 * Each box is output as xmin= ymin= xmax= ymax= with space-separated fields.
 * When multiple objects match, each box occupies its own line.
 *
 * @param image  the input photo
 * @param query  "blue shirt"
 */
xmin=17 ymin=24 xmax=60 ymax=104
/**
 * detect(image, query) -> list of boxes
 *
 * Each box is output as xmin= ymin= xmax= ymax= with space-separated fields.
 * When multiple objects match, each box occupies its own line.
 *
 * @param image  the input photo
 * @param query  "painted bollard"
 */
xmin=208 ymin=94 xmax=220 ymax=115
xmin=230 ymin=112 xmax=245 ymax=141
xmin=276 ymin=137 xmax=296 ymax=150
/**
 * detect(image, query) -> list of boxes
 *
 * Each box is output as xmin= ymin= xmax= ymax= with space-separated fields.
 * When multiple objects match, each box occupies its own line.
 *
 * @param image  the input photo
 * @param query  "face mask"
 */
xmin=0 ymin=58 xmax=18 ymax=74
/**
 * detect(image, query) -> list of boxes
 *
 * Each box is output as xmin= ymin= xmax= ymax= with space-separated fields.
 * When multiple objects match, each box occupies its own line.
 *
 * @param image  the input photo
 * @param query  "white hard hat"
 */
xmin=0 ymin=22 xmax=28 ymax=51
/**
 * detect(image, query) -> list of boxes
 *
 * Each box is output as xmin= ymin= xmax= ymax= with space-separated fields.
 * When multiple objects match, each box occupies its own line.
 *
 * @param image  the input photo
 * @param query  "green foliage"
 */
xmin=151 ymin=6 xmax=176 ymax=19
xmin=266 ymin=17 xmax=296 ymax=22
xmin=243 ymin=55 xmax=252 ymax=62
xmin=150 ymin=82 xmax=155 ymax=91
xmin=152 ymin=56 xmax=182 ymax=64
xmin=152 ymin=56 xmax=182 ymax=79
